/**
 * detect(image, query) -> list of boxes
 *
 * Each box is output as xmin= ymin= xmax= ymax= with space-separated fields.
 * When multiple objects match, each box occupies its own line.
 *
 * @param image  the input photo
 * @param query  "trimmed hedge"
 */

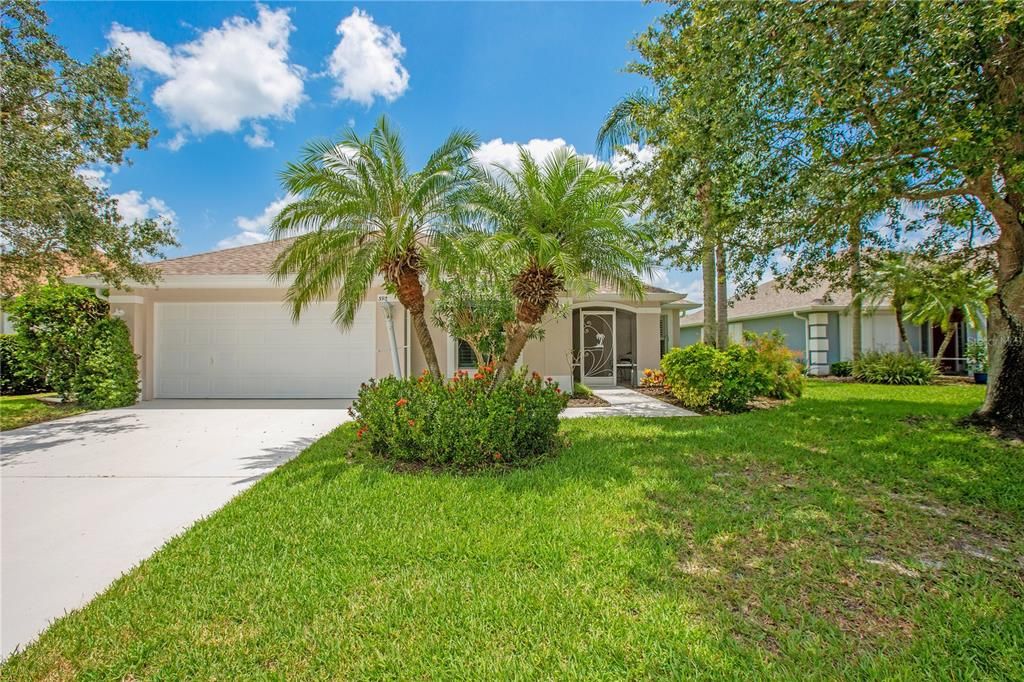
xmin=831 ymin=361 xmax=853 ymax=377
xmin=661 ymin=343 xmax=762 ymax=411
xmin=0 ymin=334 xmax=49 ymax=395
xmin=73 ymin=318 xmax=140 ymax=408
xmin=853 ymin=352 xmax=936 ymax=385
xmin=352 ymin=368 xmax=568 ymax=468
xmin=661 ymin=334 xmax=805 ymax=412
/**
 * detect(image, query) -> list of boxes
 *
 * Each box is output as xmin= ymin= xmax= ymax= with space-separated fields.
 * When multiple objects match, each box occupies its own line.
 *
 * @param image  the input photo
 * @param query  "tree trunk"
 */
xmin=409 ymin=310 xmax=442 ymax=378
xmin=893 ymin=300 xmax=913 ymax=355
xmin=934 ymin=321 xmax=956 ymax=367
xmin=697 ymin=182 xmax=717 ymax=347
xmin=715 ymin=238 xmax=729 ymax=348
xmin=395 ymin=267 xmax=442 ymax=379
xmin=849 ymin=219 xmax=863 ymax=362
xmin=494 ymin=321 xmax=534 ymax=383
xmin=971 ymin=172 xmax=1024 ymax=430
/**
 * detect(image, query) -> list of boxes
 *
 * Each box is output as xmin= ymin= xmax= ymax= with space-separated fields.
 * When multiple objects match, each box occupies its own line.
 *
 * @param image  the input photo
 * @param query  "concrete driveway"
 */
xmin=0 ymin=400 xmax=351 ymax=660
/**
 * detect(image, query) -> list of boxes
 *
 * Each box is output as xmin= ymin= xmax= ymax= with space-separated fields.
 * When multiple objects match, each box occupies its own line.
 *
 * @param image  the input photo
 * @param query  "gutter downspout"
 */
xmin=793 ymin=311 xmax=810 ymax=375
xmin=380 ymin=300 xmax=403 ymax=377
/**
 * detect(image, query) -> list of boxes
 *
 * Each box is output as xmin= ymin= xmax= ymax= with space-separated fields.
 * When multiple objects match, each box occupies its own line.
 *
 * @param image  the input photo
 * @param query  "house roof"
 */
xmin=95 ymin=239 xmax=687 ymax=299
xmin=680 ymin=279 xmax=861 ymax=327
xmin=148 ymin=239 xmax=296 ymax=276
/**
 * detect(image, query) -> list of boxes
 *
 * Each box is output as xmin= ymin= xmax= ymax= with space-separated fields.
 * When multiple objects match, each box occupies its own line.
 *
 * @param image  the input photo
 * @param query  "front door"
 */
xmin=581 ymin=310 xmax=616 ymax=387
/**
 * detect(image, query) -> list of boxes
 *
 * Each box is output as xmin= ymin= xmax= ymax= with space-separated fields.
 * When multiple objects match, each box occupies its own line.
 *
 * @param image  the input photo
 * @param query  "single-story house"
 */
xmin=679 ymin=280 xmax=982 ymax=375
xmin=67 ymin=240 xmax=697 ymax=399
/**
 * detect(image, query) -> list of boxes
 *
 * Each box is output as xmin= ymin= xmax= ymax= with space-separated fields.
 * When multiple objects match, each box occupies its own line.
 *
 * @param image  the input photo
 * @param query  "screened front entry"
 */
xmin=572 ymin=307 xmax=637 ymax=387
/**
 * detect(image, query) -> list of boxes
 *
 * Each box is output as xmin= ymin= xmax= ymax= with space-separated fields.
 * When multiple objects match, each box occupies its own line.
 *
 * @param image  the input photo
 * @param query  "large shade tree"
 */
xmin=270 ymin=117 xmax=478 ymax=379
xmin=469 ymin=149 xmax=651 ymax=380
xmin=655 ymin=0 xmax=1023 ymax=428
xmin=1 ymin=0 xmax=176 ymax=296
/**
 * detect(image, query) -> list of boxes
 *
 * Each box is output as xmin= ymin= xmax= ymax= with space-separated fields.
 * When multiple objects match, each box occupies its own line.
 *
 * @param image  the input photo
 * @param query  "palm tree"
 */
xmin=469 ymin=147 xmax=651 ymax=380
xmin=907 ymin=260 xmax=995 ymax=363
xmin=596 ymin=91 xmax=722 ymax=348
xmin=858 ymin=252 xmax=921 ymax=355
xmin=270 ymin=116 xmax=478 ymax=379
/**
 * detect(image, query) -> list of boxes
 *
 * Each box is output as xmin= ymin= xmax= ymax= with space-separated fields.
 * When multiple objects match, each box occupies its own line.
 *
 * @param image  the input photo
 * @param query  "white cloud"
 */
xmin=473 ymin=137 xmax=600 ymax=172
xmin=610 ymin=143 xmax=656 ymax=174
xmin=218 ymin=195 xmax=296 ymax=249
xmin=327 ymin=8 xmax=409 ymax=105
xmin=108 ymin=6 xmax=305 ymax=141
xmin=244 ymin=122 xmax=274 ymax=149
xmin=76 ymin=166 xmax=111 ymax=190
xmin=164 ymin=131 xmax=188 ymax=151
xmin=112 ymin=190 xmax=177 ymax=227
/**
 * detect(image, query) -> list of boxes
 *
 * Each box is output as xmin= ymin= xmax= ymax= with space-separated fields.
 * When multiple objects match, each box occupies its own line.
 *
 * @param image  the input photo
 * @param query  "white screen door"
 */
xmin=581 ymin=310 xmax=616 ymax=387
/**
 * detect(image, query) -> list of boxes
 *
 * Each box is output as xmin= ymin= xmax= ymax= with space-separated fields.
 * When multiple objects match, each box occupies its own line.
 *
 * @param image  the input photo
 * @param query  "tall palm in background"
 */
xmin=907 ymin=260 xmax=995 ymax=363
xmin=270 ymin=116 xmax=478 ymax=379
xmin=858 ymin=252 xmax=921 ymax=355
xmin=470 ymin=148 xmax=651 ymax=380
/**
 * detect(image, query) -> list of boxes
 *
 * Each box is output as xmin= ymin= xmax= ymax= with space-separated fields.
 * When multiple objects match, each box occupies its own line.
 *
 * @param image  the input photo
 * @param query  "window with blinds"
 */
xmin=457 ymin=339 xmax=477 ymax=369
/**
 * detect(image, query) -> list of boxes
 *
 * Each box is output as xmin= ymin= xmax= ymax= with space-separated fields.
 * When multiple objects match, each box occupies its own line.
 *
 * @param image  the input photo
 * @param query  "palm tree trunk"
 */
xmin=849 ymin=219 xmax=863 ymax=362
xmin=409 ymin=309 xmax=442 ymax=378
xmin=934 ymin=325 xmax=956 ymax=367
xmin=894 ymin=300 xmax=913 ymax=355
xmin=495 ymin=322 xmax=534 ymax=382
xmin=395 ymin=267 xmax=442 ymax=378
xmin=715 ymin=238 xmax=729 ymax=348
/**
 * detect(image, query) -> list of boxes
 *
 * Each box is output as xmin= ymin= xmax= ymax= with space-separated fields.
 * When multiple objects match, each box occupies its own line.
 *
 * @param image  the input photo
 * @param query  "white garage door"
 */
xmin=155 ymin=302 xmax=375 ymax=398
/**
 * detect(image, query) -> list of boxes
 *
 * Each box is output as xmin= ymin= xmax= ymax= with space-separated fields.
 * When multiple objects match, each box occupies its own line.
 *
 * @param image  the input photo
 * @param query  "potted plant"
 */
xmin=964 ymin=339 xmax=988 ymax=384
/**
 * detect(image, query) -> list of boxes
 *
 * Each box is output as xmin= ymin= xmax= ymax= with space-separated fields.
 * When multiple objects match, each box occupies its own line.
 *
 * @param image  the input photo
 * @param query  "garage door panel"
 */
xmin=155 ymin=302 xmax=375 ymax=398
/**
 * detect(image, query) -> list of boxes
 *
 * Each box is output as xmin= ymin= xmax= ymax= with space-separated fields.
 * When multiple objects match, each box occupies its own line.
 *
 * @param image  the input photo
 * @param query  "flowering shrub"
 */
xmin=351 ymin=367 xmax=568 ymax=467
xmin=639 ymin=367 xmax=667 ymax=387
xmin=744 ymin=331 xmax=805 ymax=399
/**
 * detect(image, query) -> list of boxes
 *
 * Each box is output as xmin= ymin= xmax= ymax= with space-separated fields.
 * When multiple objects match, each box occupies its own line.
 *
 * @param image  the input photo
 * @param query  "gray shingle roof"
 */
xmin=680 ymin=279 xmax=854 ymax=327
xmin=151 ymin=239 xmax=684 ymax=297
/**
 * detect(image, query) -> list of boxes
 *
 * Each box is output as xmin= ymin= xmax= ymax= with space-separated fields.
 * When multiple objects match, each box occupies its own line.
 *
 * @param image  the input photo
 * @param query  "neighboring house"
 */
xmin=66 ymin=240 xmax=697 ymax=399
xmin=679 ymin=280 xmax=982 ymax=375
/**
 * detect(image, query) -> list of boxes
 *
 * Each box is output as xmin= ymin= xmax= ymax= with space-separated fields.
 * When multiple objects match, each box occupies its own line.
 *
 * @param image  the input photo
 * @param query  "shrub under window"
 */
xmin=352 ymin=368 xmax=568 ymax=468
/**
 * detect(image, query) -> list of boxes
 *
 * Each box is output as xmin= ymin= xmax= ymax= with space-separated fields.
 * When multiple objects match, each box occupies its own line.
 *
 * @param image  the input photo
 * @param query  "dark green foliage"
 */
xmin=352 ymin=368 xmax=567 ymax=468
xmin=5 ymin=284 xmax=107 ymax=399
xmin=73 ymin=318 xmax=138 ymax=408
xmin=831 ymin=361 xmax=853 ymax=377
xmin=853 ymin=352 xmax=937 ymax=386
xmin=745 ymin=331 xmax=805 ymax=399
xmin=1 ymin=0 xmax=176 ymax=295
xmin=572 ymin=382 xmax=594 ymax=398
xmin=0 ymin=334 xmax=48 ymax=395
xmin=661 ymin=343 xmax=761 ymax=412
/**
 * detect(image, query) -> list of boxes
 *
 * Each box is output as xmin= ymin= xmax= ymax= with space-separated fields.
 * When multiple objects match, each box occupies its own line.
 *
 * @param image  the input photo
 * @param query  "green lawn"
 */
xmin=3 ymin=382 xmax=1022 ymax=679
xmin=0 ymin=394 xmax=88 ymax=431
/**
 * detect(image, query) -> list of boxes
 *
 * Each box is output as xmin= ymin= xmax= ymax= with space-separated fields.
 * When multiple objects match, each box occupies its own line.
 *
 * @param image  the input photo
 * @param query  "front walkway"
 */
xmin=563 ymin=388 xmax=698 ymax=418
xmin=0 ymin=400 xmax=351 ymax=660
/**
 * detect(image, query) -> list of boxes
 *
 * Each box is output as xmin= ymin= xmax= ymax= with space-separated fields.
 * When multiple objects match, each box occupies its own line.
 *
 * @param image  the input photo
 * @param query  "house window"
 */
xmin=456 ymin=338 xmax=477 ymax=370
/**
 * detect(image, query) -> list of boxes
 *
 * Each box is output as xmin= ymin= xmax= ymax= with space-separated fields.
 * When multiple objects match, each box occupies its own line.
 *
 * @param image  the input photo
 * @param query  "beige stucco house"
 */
xmin=68 ymin=240 xmax=696 ymax=400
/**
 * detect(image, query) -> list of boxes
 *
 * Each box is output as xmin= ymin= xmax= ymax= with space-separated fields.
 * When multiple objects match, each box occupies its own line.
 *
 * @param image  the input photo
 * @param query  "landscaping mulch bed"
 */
xmin=633 ymin=385 xmax=789 ymax=414
xmin=567 ymin=395 xmax=610 ymax=408
xmin=631 ymin=385 xmax=686 ymax=408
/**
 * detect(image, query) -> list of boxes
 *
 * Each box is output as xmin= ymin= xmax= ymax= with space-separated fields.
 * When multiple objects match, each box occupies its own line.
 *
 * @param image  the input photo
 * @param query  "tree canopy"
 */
xmin=0 ymin=0 xmax=177 ymax=296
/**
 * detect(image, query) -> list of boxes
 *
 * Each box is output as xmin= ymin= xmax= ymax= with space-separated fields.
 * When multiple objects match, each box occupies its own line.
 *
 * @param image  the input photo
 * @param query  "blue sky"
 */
xmin=50 ymin=1 xmax=702 ymax=299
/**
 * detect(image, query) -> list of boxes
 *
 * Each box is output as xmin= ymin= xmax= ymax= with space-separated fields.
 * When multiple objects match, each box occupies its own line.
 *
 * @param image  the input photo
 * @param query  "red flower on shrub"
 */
xmin=493 ymin=452 xmax=502 ymax=461
xmin=408 ymin=419 xmax=416 ymax=427
xmin=356 ymin=428 xmax=366 ymax=439
xmin=473 ymin=372 xmax=485 ymax=380
xmin=532 ymin=371 xmax=541 ymax=380
xmin=555 ymin=388 xmax=561 ymax=394
xmin=395 ymin=398 xmax=408 ymax=407
xmin=546 ymin=376 xmax=553 ymax=382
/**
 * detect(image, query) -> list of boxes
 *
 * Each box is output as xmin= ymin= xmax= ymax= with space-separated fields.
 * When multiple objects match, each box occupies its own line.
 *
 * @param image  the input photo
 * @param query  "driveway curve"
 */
xmin=1 ymin=400 xmax=350 ymax=659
